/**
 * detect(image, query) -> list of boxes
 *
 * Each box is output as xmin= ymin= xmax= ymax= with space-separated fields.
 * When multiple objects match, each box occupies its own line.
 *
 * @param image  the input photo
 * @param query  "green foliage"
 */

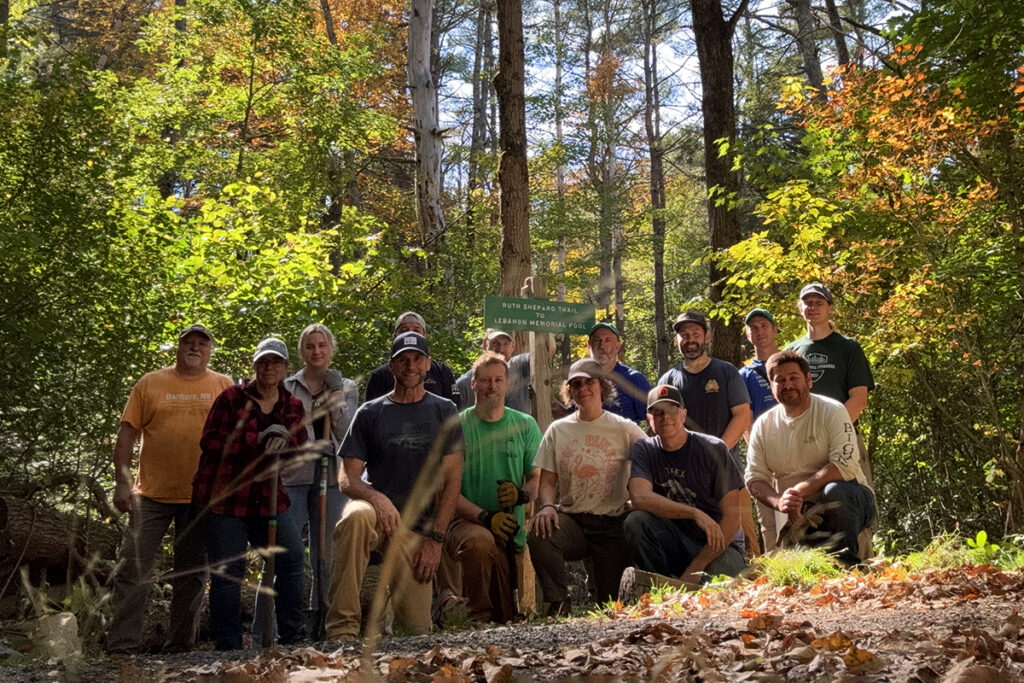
xmin=900 ymin=531 xmax=1024 ymax=571
xmin=749 ymin=548 xmax=844 ymax=588
xmin=0 ymin=0 xmax=431 ymax=520
xmin=717 ymin=9 xmax=1024 ymax=545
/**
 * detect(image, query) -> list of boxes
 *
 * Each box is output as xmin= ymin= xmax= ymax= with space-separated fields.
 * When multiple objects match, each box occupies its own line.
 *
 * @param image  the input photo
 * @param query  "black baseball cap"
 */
xmin=647 ymin=384 xmax=684 ymax=410
xmin=390 ymin=331 xmax=429 ymax=359
xmin=673 ymin=310 xmax=708 ymax=333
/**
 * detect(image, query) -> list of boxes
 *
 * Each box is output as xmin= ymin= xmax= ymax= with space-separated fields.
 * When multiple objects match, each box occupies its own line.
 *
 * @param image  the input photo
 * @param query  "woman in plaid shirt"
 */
xmin=192 ymin=337 xmax=308 ymax=650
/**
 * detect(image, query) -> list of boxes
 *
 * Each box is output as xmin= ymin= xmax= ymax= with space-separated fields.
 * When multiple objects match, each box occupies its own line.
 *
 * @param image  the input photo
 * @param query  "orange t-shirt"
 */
xmin=121 ymin=366 xmax=234 ymax=503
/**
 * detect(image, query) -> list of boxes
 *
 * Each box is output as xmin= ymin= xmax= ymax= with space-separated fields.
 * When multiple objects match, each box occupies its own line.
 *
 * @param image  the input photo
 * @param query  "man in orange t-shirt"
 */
xmin=106 ymin=324 xmax=233 ymax=654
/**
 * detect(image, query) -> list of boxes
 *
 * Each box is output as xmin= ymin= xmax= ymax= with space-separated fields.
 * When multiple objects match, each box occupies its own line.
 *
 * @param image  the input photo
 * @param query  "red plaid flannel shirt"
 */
xmin=192 ymin=380 xmax=308 ymax=517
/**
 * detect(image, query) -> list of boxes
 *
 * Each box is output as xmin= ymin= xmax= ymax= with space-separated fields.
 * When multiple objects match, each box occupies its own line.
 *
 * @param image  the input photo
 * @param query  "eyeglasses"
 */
xmin=568 ymin=378 xmax=596 ymax=391
xmin=648 ymin=404 xmax=681 ymax=418
xmin=255 ymin=357 xmax=287 ymax=368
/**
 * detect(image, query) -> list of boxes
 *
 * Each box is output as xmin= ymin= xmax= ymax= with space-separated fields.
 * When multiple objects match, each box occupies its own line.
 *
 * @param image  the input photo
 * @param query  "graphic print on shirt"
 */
xmin=704 ymin=379 xmax=720 ymax=394
xmin=384 ymin=421 xmax=435 ymax=460
xmin=556 ymin=432 xmax=623 ymax=507
xmin=655 ymin=466 xmax=697 ymax=505
xmin=803 ymin=352 xmax=835 ymax=383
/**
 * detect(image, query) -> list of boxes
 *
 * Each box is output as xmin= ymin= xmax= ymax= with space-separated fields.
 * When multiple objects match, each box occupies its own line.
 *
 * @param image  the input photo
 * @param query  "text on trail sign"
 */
xmin=484 ymin=296 xmax=595 ymax=334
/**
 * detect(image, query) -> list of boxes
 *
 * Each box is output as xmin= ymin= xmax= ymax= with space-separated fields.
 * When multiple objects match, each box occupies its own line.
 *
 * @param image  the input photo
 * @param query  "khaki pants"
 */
xmin=325 ymin=500 xmax=432 ymax=640
xmin=437 ymin=517 xmax=516 ymax=623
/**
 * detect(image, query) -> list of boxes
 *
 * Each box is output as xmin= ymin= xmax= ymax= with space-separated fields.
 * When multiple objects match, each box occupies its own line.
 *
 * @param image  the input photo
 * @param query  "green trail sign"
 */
xmin=484 ymin=295 xmax=595 ymax=334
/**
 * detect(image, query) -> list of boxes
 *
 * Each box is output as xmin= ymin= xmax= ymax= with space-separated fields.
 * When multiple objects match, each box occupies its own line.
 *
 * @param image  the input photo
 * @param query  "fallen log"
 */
xmin=0 ymin=495 xmax=121 ymax=593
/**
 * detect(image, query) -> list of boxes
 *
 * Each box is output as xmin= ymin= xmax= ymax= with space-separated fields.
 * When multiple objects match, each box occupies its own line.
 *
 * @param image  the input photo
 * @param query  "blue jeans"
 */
xmin=806 ymin=480 xmax=876 ymax=566
xmin=253 ymin=479 xmax=346 ymax=638
xmin=206 ymin=513 xmax=305 ymax=650
xmin=623 ymin=510 xmax=746 ymax=581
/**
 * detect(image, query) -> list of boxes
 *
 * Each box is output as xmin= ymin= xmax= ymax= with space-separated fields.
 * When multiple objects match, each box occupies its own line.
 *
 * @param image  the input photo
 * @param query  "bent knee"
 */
xmin=334 ymin=502 xmax=376 ymax=540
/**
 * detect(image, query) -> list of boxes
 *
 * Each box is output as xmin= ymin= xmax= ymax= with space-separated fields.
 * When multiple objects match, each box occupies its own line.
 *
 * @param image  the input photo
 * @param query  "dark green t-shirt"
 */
xmin=786 ymin=332 xmax=874 ymax=405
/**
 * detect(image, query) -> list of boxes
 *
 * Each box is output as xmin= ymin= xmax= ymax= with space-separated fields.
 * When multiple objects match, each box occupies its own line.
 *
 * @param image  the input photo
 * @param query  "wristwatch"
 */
xmin=426 ymin=530 xmax=446 ymax=543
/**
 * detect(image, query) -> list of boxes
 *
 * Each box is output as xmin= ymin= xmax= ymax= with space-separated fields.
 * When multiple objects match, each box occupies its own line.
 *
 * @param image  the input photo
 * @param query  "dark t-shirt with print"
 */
xmin=629 ymin=432 xmax=745 ymax=551
xmin=786 ymin=332 xmax=874 ymax=406
xmin=657 ymin=359 xmax=749 ymax=440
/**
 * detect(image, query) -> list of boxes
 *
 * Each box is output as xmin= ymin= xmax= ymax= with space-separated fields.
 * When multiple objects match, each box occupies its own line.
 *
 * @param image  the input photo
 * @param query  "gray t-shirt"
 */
xmin=339 ymin=392 xmax=463 ymax=529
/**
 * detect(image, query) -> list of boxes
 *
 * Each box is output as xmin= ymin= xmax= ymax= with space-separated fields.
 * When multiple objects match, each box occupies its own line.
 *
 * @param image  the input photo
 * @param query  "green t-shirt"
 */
xmin=459 ymin=406 xmax=542 ymax=550
xmin=786 ymin=332 xmax=874 ymax=407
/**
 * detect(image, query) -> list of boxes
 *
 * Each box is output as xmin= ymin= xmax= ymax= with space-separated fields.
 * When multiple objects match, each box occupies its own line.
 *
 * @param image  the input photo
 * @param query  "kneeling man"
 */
xmin=624 ymin=385 xmax=746 ymax=589
xmin=439 ymin=352 xmax=541 ymax=623
xmin=745 ymin=350 xmax=875 ymax=566
xmin=326 ymin=332 xmax=463 ymax=640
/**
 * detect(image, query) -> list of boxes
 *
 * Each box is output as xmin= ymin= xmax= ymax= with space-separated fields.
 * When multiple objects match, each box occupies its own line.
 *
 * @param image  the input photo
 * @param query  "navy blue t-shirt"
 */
xmin=629 ymin=432 xmax=745 ymax=551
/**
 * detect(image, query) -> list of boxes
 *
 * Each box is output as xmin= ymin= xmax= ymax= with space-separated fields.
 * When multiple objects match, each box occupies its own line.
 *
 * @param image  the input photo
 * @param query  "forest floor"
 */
xmin=1 ymin=563 xmax=1023 ymax=681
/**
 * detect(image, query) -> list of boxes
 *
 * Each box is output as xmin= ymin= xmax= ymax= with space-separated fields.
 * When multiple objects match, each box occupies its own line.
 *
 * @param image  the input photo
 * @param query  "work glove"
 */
xmin=497 ymin=480 xmax=530 ymax=509
xmin=479 ymin=510 xmax=519 ymax=542
xmin=324 ymin=369 xmax=345 ymax=393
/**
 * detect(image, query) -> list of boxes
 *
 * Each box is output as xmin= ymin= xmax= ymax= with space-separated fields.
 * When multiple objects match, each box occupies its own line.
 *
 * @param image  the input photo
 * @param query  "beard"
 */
xmin=681 ymin=341 xmax=707 ymax=360
xmin=778 ymin=387 xmax=808 ymax=408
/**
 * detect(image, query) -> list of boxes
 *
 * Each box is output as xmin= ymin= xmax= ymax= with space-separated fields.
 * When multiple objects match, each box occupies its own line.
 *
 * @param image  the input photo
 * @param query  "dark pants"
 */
xmin=254 ymin=478 xmax=346 ymax=638
xmin=206 ymin=512 xmax=305 ymax=650
xmin=807 ymin=480 xmax=876 ymax=566
xmin=527 ymin=512 xmax=630 ymax=604
xmin=107 ymin=496 xmax=206 ymax=652
xmin=623 ymin=510 xmax=745 ymax=580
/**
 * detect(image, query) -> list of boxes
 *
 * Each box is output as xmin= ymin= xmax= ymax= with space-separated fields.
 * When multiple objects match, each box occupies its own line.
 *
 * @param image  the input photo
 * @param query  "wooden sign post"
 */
xmin=484 ymin=278 xmax=595 ymax=613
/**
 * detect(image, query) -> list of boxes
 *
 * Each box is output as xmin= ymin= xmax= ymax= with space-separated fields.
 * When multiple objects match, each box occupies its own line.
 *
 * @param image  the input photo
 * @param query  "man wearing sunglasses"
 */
xmin=621 ymin=385 xmax=747 ymax=592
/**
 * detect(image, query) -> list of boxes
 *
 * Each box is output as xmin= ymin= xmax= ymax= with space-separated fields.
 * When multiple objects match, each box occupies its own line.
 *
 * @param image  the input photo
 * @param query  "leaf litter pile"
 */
xmin=105 ymin=564 xmax=1023 ymax=681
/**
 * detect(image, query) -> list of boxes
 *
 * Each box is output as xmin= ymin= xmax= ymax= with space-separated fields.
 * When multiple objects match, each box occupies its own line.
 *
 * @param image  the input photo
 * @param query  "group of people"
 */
xmin=106 ymin=282 xmax=877 ymax=653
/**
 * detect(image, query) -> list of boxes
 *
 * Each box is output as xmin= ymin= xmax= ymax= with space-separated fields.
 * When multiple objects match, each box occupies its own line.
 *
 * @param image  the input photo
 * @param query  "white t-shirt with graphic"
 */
xmin=534 ymin=411 xmax=646 ymax=516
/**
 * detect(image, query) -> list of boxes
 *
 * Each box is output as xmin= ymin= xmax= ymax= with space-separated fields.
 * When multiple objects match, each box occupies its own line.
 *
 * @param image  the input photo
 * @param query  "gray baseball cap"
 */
xmin=179 ymin=324 xmax=215 ymax=345
xmin=799 ymin=283 xmax=833 ymax=303
xmin=485 ymin=328 xmax=512 ymax=342
xmin=393 ymin=311 xmax=427 ymax=335
xmin=567 ymin=358 xmax=604 ymax=381
xmin=253 ymin=337 xmax=289 ymax=363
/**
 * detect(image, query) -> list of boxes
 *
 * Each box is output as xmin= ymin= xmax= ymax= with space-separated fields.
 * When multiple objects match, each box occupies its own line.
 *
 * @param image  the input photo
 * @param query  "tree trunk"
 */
xmin=408 ymin=0 xmax=446 ymax=246
xmin=495 ymin=0 xmax=530 ymax=297
xmin=467 ymin=0 xmax=494 ymax=249
xmin=786 ymin=0 xmax=824 ymax=96
xmin=691 ymin=0 xmax=747 ymax=366
xmin=642 ymin=0 xmax=671 ymax=375
xmin=319 ymin=0 xmax=338 ymax=46
xmin=823 ymin=0 xmax=850 ymax=67
xmin=552 ymin=0 xmax=572 ymax=369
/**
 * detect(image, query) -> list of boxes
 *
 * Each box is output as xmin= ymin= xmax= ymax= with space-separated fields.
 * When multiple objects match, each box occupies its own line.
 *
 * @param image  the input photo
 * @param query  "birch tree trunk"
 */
xmin=408 ymin=0 xmax=446 ymax=246
xmin=495 ymin=0 xmax=530 ymax=296
xmin=553 ymin=0 xmax=572 ymax=368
